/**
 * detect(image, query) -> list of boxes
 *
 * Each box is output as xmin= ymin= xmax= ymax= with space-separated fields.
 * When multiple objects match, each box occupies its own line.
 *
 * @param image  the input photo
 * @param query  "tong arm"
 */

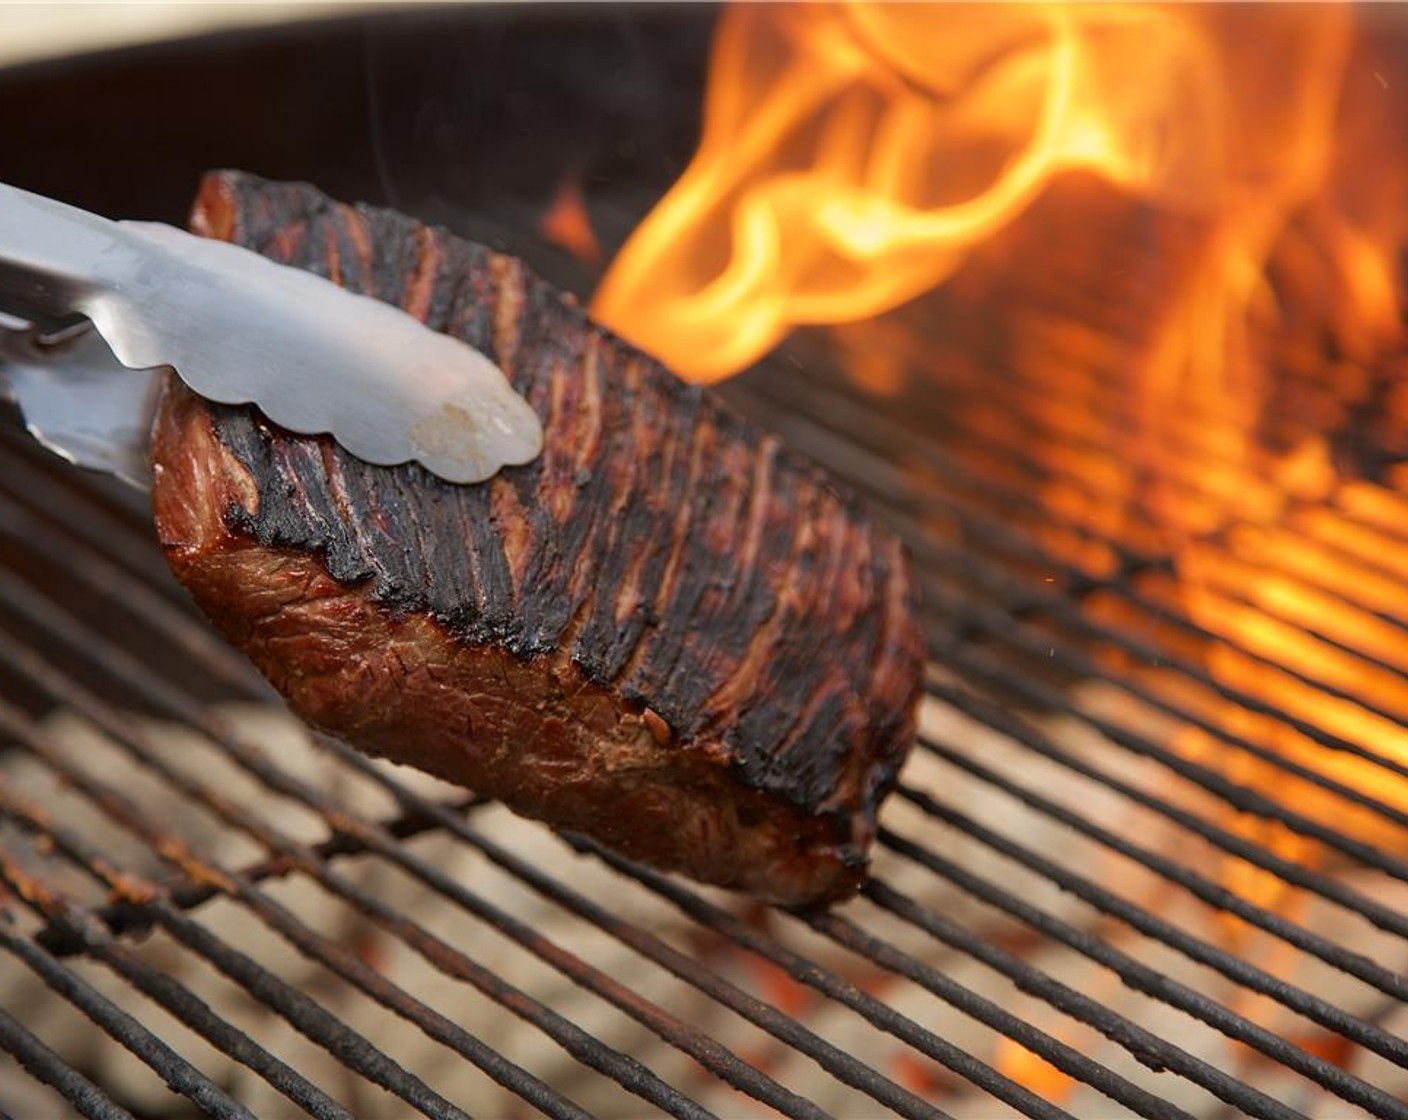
xmin=0 ymin=183 xmax=137 ymax=324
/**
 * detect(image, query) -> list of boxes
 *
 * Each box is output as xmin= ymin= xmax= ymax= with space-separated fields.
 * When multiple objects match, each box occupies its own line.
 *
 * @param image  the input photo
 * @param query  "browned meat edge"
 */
xmin=149 ymin=171 xmax=923 ymax=904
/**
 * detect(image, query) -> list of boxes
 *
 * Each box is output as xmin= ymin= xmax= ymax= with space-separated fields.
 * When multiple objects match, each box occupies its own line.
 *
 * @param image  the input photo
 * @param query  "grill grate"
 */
xmin=3 ymin=266 xmax=1408 ymax=1117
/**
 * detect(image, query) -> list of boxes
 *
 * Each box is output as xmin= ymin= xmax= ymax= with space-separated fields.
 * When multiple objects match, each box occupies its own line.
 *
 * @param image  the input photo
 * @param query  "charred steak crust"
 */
xmin=150 ymin=171 xmax=923 ymax=903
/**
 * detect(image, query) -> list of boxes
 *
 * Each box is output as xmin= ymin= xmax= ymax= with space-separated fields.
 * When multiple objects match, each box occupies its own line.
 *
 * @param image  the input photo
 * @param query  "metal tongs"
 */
xmin=0 ymin=181 xmax=543 ymax=488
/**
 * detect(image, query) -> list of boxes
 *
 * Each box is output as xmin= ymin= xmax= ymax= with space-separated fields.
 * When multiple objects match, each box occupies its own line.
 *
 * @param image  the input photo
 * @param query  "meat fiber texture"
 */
xmin=150 ymin=171 xmax=924 ymax=904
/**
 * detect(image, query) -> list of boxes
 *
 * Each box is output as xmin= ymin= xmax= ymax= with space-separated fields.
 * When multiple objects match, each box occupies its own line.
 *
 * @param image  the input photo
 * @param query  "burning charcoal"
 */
xmin=150 ymin=171 xmax=924 ymax=905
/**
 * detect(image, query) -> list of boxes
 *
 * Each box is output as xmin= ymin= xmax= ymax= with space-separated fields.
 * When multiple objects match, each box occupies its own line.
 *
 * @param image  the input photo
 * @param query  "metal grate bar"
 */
xmin=0 ymin=575 xmax=830 ymax=1120
xmin=798 ymin=898 xmax=1216 ymax=1120
xmin=925 ymin=668 xmax=1408 ymax=942
xmin=925 ymin=613 xmax=1408 ymax=883
xmin=0 ymin=469 xmax=852 ymax=1117
xmin=5 ymin=408 xmax=1402 ymax=1115
xmin=85 ymin=941 xmax=354 ymax=1120
xmin=872 ymin=814 xmax=1407 ymax=1117
xmin=904 ymin=739 xmax=1408 ymax=1003
xmin=204 ymin=693 xmax=1182 ymax=1120
xmin=914 ymin=546 xmax=1408 ymax=809
xmin=915 ymin=524 xmax=1408 ymax=793
xmin=318 ymin=736 xmax=951 ymax=1120
xmin=798 ymin=904 xmax=1307 ymax=1120
xmin=0 ymin=445 xmax=1182 ymax=1110
xmin=0 ymin=789 xmax=354 ymax=1120
xmin=150 ymin=913 xmax=477 ymax=1120
xmin=919 ymin=557 xmax=1408 ymax=821
xmin=737 ymin=354 xmax=1407 ymax=610
xmin=953 ymin=376 xmax=1408 ymax=608
xmin=89 ymin=795 xmax=488 ymax=945
xmin=794 ymin=903 xmax=1207 ymax=1120
xmin=0 ymin=648 xmax=732 ymax=1120
xmin=1327 ymin=490 xmax=1408 ymax=550
xmin=0 ymin=925 xmax=255 ymax=1120
xmin=577 ymin=840 xmax=1081 ymax=1120
xmin=858 ymin=878 xmax=1320 ymax=1119
xmin=735 ymin=370 xmax=1408 ymax=789
xmin=743 ymin=377 xmax=1408 ymax=800
xmin=0 ymin=1004 xmax=133 ymax=1120
xmin=0 ymin=716 xmax=488 ymax=1120
xmin=0 ymin=430 xmax=191 ymax=606
xmin=909 ymin=340 xmax=1393 ymax=544
xmin=0 ymin=496 xmax=266 ymax=695
xmin=913 ymin=523 xmax=1408 ymax=781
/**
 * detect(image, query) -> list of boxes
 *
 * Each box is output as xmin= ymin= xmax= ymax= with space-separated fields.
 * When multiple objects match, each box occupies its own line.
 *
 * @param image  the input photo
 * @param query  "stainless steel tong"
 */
xmin=0 ymin=181 xmax=543 ymax=488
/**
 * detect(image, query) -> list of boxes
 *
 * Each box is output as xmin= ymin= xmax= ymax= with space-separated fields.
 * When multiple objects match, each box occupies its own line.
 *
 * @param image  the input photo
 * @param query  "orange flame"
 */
xmin=592 ymin=4 xmax=1388 ymax=390
xmin=593 ymin=1 xmax=1408 ymax=1094
xmin=540 ymin=178 xmax=603 ymax=266
xmin=594 ymin=1 xmax=1408 ymax=955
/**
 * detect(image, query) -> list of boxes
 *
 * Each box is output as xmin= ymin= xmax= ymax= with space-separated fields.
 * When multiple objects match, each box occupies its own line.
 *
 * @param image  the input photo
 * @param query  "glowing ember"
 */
xmin=992 ymin=1037 xmax=1075 ymax=1105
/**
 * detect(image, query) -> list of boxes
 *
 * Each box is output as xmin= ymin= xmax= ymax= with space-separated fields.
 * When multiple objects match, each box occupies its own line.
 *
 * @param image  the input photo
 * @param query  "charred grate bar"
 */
xmin=0 ymin=925 xmax=255 ymax=1119
xmin=3 ymin=228 xmax=1408 ymax=1117
xmin=726 ymin=374 xmax=1408 ymax=863
xmin=3 ymin=378 xmax=1408 ymax=1120
xmin=0 ymin=1002 xmax=132 ymax=1120
xmin=733 ymin=369 xmax=1408 ymax=799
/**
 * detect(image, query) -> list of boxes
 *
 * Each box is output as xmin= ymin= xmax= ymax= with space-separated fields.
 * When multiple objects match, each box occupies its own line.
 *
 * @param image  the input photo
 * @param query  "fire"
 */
xmin=539 ymin=177 xmax=603 ymax=267
xmin=592 ymin=4 xmax=1388 ymax=390
xmin=593 ymin=0 xmax=1408 ymax=985
xmin=586 ymin=3 xmax=1408 ymax=1099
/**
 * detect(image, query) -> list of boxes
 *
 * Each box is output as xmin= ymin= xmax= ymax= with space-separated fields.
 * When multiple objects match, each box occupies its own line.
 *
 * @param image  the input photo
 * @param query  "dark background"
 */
xmin=0 ymin=3 xmax=718 ymax=299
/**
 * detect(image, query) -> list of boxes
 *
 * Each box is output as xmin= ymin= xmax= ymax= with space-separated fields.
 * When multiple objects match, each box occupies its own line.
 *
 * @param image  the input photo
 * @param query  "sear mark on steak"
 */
xmin=149 ymin=171 xmax=924 ymax=904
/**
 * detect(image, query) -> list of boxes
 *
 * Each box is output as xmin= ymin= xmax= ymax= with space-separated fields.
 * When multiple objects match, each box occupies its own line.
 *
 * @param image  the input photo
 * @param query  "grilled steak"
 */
xmin=150 ymin=171 xmax=923 ymax=904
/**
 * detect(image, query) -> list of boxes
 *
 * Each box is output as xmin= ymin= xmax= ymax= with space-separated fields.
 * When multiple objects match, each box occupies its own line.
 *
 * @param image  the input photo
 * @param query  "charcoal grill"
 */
xmin=3 ymin=7 xmax=1408 ymax=1118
